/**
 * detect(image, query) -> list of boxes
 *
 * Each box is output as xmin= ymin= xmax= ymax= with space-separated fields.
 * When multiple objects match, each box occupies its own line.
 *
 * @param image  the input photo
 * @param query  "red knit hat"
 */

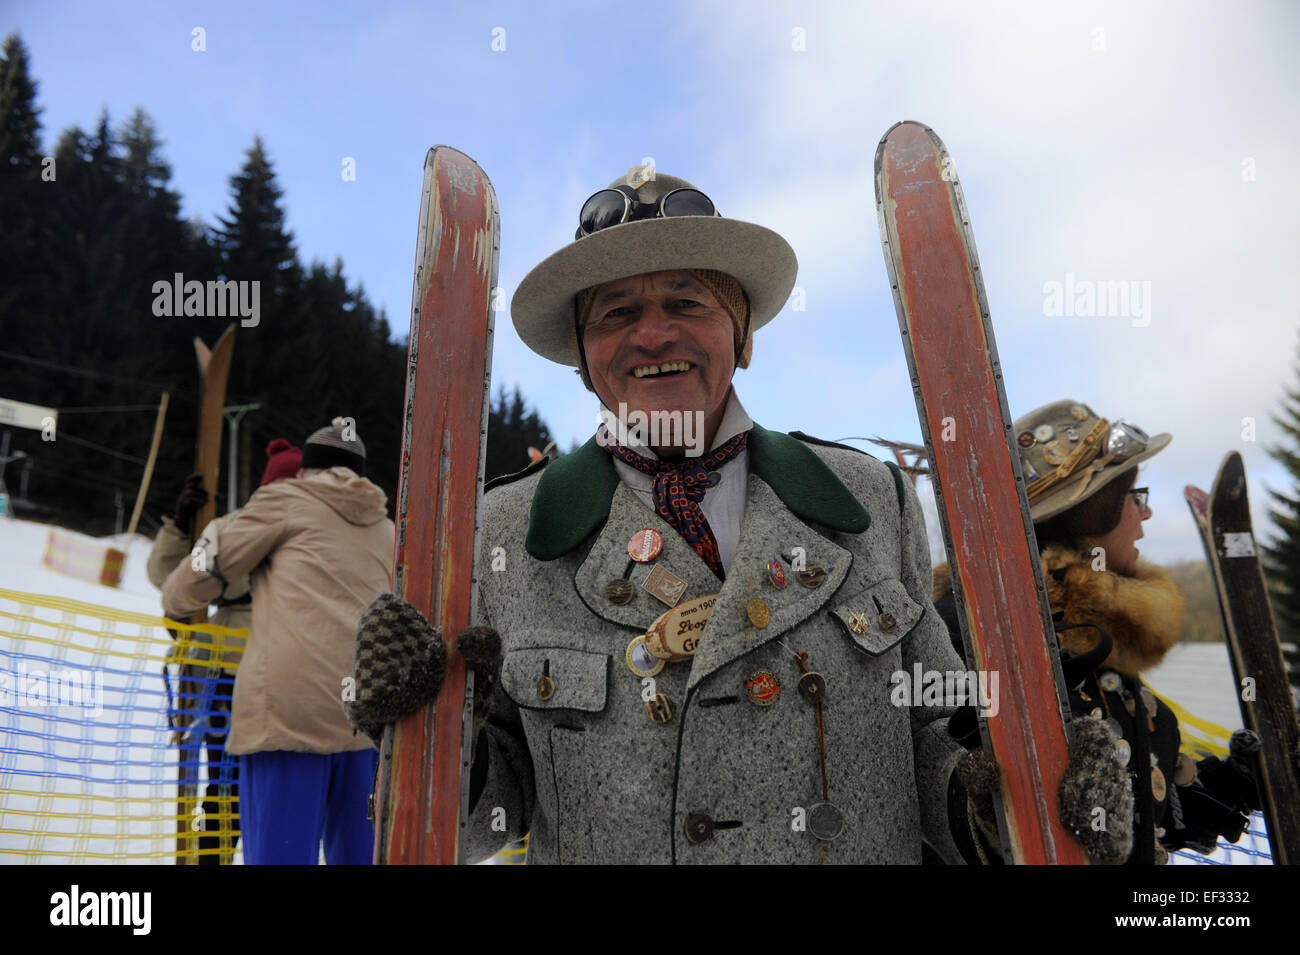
xmin=261 ymin=438 xmax=303 ymax=486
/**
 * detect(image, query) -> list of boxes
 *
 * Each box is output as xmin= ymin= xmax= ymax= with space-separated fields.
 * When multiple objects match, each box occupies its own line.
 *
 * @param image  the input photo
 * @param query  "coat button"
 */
xmin=605 ymin=578 xmax=634 ymax=604
xmin=684 ymin=811 xmax=714 ymax=844
xmin=877 ymin=611 xmax=896 ymax=632
xmin=644 ymin=692 xmax=674 ymax=724
xmin=746 ymin=598 xmax=771 ymax=629
xmin=808 ymin=801 xmax=845 ymax=841
xmin=798 ymin=671 xmax=827 ymax=703
xmin=536 ymin=675 xmax=555 ymax=701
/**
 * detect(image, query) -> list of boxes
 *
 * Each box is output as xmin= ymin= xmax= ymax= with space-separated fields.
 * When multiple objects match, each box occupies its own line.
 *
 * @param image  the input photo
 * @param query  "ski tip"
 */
xmin=1184 ymin=484 xmax=1209 ymax=518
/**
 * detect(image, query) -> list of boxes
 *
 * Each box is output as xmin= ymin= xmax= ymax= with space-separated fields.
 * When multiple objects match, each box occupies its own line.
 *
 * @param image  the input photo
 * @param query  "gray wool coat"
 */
xmin=465 ymin=423 xmax=970 ymax=864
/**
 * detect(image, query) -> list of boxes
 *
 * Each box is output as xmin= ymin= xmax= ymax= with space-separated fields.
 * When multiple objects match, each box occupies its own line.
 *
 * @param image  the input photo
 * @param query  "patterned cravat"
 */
xmin=601 ymin=425 xmax=748 ymax=579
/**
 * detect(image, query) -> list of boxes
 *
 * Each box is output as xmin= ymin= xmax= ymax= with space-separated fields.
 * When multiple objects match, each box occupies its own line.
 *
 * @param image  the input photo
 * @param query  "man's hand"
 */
xmin=174 ymin=473 xmax=209 ymax=536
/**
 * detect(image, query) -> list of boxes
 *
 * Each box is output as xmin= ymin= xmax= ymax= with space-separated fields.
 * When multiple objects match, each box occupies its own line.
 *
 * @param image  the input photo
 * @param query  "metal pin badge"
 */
xmin=1034 ymin=424 xmax=1056 ymax=442
xmin=625 ymin=636 xmax=664 ymax=678
xmin=1115 ymin=738 xmax=1131 ymax=767
xmin=627 ymin=528 xmax=664 ymax=563
xmin=1042 ymin=439 xmax=1070 ymax=466
xmin=1151 ymin=767 xmax=1167 ymax=802
xmin=846 ymin=611 xmax=869 ymax=635
xmin=797 ymin=566 xmax=826 ymax=589
xmin=766 ymin=558 xmax=788 ymax=590
xmin=642 ymin=563 xmax=688 ymax=608
xmin=747 ymin=598 xmax=771 ymax=629
xmin=745 ymin=670 xmax=782 ymax=706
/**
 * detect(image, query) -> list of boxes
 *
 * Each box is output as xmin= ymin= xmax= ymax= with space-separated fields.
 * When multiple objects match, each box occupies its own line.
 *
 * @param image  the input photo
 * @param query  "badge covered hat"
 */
xmin=511 ymin=170 xmax=798 ymax=366
xmin=1016 ymin=399 xmax=1170 ymax=523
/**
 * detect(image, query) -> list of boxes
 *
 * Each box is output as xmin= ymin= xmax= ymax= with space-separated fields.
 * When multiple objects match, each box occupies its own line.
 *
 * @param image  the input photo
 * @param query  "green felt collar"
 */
xmin=524 ymin=424 xmax=870 ymax=560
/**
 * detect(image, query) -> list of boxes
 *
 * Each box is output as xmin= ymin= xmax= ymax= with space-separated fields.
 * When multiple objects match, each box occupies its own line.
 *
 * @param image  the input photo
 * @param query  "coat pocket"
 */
xmin=500 ymin=646 xmax=609 ymax=713
xmin=827 ymin=578 xmax=925 ymax=656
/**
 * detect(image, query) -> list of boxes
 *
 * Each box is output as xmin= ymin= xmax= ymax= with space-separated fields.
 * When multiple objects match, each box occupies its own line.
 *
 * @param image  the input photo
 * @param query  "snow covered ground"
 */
xmin=0 ymin=515 xmax=1273 ymax=864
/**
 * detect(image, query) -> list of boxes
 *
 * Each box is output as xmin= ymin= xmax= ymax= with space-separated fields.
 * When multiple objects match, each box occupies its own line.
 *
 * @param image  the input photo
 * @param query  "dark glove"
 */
xmin=345 ymin=593 xmax=447 ymax=747
xmin=1194 ymin=728 xmax=1263 ymax=815
xmin=174 ymin=473 xmax=208 ymax=536
xmin=1057 ymin=716 xmax=1135 ymax=864
xmin=956 ymin=746 xmax=1003 ymax=855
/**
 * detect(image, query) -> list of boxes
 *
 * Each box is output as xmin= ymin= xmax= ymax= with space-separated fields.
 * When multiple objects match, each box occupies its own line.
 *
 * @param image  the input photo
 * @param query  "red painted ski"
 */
xmin=375 ymin=146 xmax=499 ymax=864
xmin=875 ymin=121 xmax=1088 ymax=865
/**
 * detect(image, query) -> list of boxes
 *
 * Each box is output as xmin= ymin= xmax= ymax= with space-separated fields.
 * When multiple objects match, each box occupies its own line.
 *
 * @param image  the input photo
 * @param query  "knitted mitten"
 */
xmin=1058 ymin=716 xmax=1135 ymax=865
xmin=345 ymin=593 xmax=446 ymax=746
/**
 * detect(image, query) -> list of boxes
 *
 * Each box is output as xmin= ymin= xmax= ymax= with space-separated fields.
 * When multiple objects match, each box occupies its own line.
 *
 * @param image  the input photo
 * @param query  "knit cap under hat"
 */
xmin=302 ymin=417 xmax=367 ymax=475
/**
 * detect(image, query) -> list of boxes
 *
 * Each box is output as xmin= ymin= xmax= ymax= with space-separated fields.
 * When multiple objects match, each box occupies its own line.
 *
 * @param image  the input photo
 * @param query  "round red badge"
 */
xmin=627 ymin=528 xmax=664 ymax=563
xmin=766 ymin=558 xmax=787 ymax=589
xmin=745 ymin=670 xmax=782 ymax=706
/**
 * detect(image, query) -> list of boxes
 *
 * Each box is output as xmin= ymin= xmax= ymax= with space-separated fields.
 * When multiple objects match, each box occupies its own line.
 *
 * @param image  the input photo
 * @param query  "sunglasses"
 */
xmin=575 ymin=185 xmax=719 ymax=239
xmin=1129 ymin=487 xmax=1150 ymax=511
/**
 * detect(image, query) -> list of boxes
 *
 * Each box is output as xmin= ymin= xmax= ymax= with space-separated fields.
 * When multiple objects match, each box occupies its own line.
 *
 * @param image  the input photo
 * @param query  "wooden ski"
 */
xmin=875 ymin=121 xmax=1088 ymax=864
xmin=374 ymin=146 xmax=499 ymax=864
xmin=175 ymin=324 xmax=235 ymax=864
xmin=1185 ymin=453 xmax=1300 ymax=864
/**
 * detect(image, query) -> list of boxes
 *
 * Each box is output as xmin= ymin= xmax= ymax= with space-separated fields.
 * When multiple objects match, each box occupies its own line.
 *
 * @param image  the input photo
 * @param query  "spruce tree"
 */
xmin=1264 ymin=331 xmax=1300 ymax=649
xmin=0 ymin=32 xmax=42 ymax=171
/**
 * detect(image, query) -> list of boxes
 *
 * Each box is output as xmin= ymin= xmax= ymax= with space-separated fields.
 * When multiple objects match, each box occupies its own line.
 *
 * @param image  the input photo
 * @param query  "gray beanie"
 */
xmin=302 ymin=416 xmax=366 ymax=475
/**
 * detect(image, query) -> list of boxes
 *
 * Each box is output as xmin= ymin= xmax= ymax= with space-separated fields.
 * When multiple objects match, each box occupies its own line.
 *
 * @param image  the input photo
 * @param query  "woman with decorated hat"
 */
xmin=935 ymin=400 xmax=1262 ymax=864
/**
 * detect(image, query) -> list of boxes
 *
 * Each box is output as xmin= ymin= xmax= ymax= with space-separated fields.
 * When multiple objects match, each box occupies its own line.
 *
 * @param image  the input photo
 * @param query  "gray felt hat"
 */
xmin=1017 ymin=399 xmax=1171 ymax=523
xmin=511 ymin=170 xmax=798 ymax=366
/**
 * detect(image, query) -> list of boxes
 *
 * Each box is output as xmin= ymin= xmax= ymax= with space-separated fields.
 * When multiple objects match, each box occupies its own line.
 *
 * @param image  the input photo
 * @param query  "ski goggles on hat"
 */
xmin=1106 ymin=420 xmax=1150 ymax=460
xmin=575 ymin=185 xmax=719 ymax=240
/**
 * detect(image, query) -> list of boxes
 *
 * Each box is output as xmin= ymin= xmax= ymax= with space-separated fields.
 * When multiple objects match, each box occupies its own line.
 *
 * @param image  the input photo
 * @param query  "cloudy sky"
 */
xmin=8 ymin=0 xmax=1299 ymax=564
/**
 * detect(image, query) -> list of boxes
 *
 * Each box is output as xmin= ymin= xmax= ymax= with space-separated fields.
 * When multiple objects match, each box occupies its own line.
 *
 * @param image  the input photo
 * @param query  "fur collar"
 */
xmin=931 ymin=547 xmax=1185 ymax=676
xmin=1040 ymin=545 xmax=1184 ymax=676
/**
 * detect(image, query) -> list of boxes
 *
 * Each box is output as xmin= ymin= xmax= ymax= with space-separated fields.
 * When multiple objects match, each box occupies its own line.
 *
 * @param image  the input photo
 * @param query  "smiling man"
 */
xmin=348 ymin=170 xmax=996 ymax=864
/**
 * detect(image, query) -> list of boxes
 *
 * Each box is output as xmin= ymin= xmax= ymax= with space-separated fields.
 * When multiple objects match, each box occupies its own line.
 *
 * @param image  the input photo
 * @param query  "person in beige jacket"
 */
xmin=147 ymin=438 xmax=300 ymax=864
xmin=162 ymin=419 xmax=394 ymax=865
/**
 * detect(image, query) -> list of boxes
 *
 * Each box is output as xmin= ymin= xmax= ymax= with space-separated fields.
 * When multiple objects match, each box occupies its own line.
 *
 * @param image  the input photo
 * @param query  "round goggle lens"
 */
xmin=579 ymin=190 xmax=630 ymax=234
xmin=659 ymin=189 xmax=716 ymax=218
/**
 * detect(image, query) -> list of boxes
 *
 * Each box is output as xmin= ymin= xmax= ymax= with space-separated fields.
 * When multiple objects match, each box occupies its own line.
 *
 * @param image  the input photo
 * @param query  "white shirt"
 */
xmin=609 ymin=389 xmax=752 ymax=575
